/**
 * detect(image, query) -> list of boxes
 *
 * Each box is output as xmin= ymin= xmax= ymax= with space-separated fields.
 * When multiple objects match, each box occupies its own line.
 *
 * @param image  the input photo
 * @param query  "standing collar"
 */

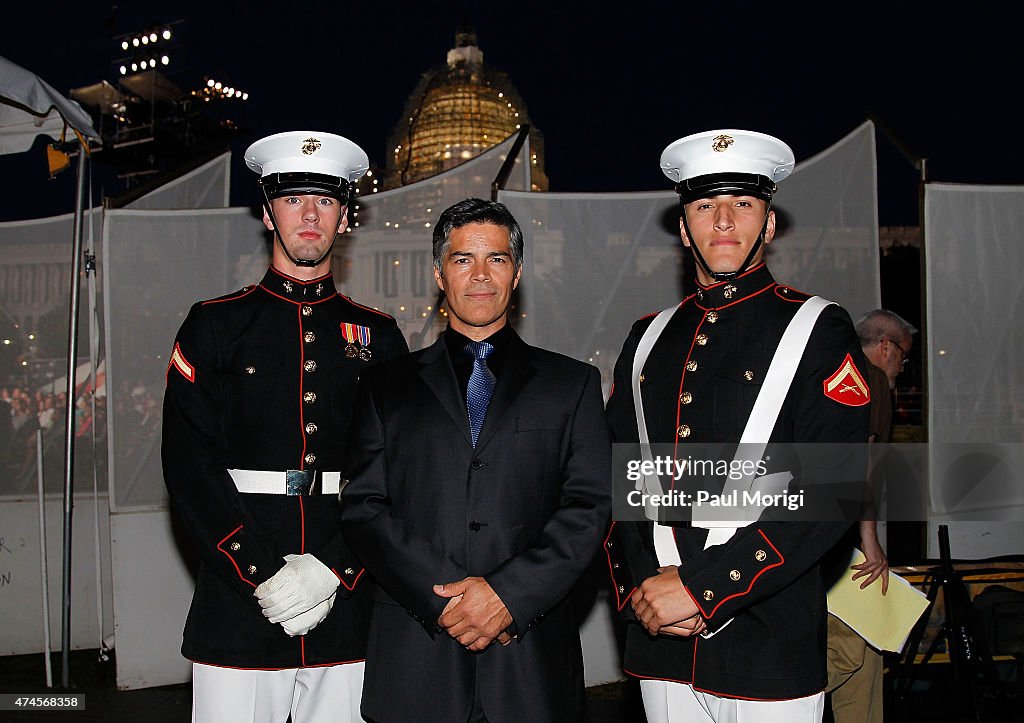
xmin=694 ymin=263 xmax=776 ymax=309
xmin=260 ymin=267 xmax=336 ymax=303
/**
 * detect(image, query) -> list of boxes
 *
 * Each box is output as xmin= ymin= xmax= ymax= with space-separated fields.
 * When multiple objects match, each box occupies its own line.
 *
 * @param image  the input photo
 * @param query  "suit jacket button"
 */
xmin=471 ymin=459 xmax=484 ymax=470
xmin=469 ymin=521 xmax=482 ymax=532
xmin=729 ymin=569 xmax=741 ymax=581
xmin=703 ymin=589 xmax=714 ymax=601
xmin=755 ymin=549 xmax=767 ymax=562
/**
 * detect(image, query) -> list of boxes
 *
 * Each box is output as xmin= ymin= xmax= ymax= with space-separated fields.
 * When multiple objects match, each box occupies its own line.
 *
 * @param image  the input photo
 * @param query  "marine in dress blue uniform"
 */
xmin=605 ymin=130 xmax=870 ymax=723
xmin=162 ymin=131 xmax=408 ymax=723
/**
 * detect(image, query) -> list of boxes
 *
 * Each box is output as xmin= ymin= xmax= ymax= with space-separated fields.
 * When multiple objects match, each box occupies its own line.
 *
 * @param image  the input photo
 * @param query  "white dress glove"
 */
xmin=280 ymin=591 xmax=336 ymax=637
xmin=254 ymin=553 xmax=340 ymax=623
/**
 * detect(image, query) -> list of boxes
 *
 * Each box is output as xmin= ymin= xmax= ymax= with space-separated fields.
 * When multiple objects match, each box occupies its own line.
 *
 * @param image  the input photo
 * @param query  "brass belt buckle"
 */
xmin=285 ymin=470 xmax=313 ymax=495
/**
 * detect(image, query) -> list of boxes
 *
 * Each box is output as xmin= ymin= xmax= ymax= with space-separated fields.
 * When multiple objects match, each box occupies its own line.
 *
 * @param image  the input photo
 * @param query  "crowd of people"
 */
xmin=0 ymin=378 xmax=159 ymax=492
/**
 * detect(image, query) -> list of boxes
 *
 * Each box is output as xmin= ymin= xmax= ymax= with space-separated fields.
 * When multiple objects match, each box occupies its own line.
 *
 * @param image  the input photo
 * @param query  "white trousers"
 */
xmin=640 ymin=679 xmax=824 ymax=723
xmin=192 ymin=661 xmax=365 ymax=723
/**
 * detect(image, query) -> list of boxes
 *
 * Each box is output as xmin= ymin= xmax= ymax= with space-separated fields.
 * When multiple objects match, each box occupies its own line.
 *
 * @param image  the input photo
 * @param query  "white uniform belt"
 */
xmin=227 ymin=469 xmax=341 ymax=495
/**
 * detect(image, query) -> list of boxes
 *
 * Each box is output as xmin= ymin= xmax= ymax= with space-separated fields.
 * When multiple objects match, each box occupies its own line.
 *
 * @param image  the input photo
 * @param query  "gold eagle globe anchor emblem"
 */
xmin=711 ymin=134 xmax=734 ymax=152
xmin=301 ymin=137 xmax=322 ymax=155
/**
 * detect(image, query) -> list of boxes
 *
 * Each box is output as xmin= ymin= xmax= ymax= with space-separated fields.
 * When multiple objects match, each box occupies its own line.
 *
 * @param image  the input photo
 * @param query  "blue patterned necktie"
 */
xmin=465 ymin=341 xmax=496 ymax=447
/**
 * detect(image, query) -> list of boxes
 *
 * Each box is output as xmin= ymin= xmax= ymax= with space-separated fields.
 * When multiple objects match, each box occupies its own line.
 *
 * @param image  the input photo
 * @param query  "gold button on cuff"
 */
xmin=695 ymin=334 xmax=708 ymax=346
xmin=755 ymin=550 xmax=767 ymax=562
xmin=729 ymin=569 xmax=741 ymax=581
xmin=247 ymin=565 xmax=257 ymax=575
xmin=686 ymin=360 xmax=698 ymax=372
xmin=677 ymin=425 xmax=691 ymax=438
xmin=304 ymin=453 xmax=316 ymax=465
xmin=703 ymin=590 xmax=714 ymax=601
xmin=680 ymin=392 xmax=692 ymax=405
xmin=744 ymin=370 xmax=754 ymax=381
xmin=305 ymin=423 xmax=318 ymax=434
xmin=344 ymin=567 xmax=355 ymax=576
xmin=303 ymin=392 xmax=317 ymax=403
xmin=706 ymin=311 xmax=719 ymax=323
xmin=230 ymin=542 xmax=241 ymax=551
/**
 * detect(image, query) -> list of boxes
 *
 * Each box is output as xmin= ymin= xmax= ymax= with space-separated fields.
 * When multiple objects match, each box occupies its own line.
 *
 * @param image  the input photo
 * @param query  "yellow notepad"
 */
xmin=826 ymin=550 xmax=931 ymax=652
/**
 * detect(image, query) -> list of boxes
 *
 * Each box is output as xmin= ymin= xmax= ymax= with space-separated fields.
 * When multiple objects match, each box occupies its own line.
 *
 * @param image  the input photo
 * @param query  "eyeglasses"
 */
xmin=882 ymin=337 xmax=910 ymax=368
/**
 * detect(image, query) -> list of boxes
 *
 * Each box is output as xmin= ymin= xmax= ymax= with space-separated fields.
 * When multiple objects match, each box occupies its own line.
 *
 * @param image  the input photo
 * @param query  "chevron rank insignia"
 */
xmin=168 ymin=342 xmax=196 ymax=383
xmin=823 ymin=353 xmax=869 ymax=406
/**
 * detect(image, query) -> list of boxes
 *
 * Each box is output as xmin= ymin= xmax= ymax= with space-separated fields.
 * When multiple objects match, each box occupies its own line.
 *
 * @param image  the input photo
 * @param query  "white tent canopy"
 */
xmin=0 ymin=54 xmax=98 ymax=154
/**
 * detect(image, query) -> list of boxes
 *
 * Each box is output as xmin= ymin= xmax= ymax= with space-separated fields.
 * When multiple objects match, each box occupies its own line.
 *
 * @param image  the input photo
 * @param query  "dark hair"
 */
xmin=432 ymin=198 xmax=523 ymax=272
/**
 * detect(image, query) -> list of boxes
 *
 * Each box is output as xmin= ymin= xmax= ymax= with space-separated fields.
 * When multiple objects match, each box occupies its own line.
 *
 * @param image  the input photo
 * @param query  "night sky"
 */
xmin=2 ymin=1 xmax=1017 ymax=225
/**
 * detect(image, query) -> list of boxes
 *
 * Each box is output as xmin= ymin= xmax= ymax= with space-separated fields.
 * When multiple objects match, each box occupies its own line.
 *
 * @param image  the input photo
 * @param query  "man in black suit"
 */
xmin=341 ymin=198 xmax=611 ymax=723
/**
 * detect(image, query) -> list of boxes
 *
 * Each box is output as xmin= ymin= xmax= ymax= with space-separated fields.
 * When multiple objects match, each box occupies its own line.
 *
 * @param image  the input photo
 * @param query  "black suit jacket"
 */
xmin=341 ymin=328 xmax=611 ymax=723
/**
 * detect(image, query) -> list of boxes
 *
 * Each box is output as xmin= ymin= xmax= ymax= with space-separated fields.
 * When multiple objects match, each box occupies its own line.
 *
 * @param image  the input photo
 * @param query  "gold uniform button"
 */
xmin=613 ymin=562 xmax=620 ymax=569
xmin=301 ymin=305 xmax=313 ymax=317
xmin=723 ymin=284 xmax=737 ymax=299
xmin=230 ymin=542 xmax=241 ymax=551
xmin=618 ymin=586 xmax=626 ymax=594
xmin=304 ymin=453 xmax=316 ymax=465
xmin=677 ymin=425 xmax=691 ymax=438
xmin=729 ymin=569 xmax=741 ymax=581
xmin=344 ymin=567 xmax=355 ymax=576
xmin=686 ymin=360 xmax=698 ymax=372
xmin=247 ymin=565 xmax=257 ymax=575
xmin=706 ymin=311 xmax=719 ymax=323
xmin=303 ymin=392 xmax=317 ymax=403
xmin=703 ymin=589 xmax=714 ymax=601
xmin=755 ymin=550 xmax=767 ymax=562
xmin=305 ymin=423 xmax=318 ymax=434
xmin=744 ymin=370 xmax=754 ymax=381
xmin=304 ymin=331 xmax=316 ymax=343
xmin=680 ymin=392 xmax=692 ymax=405
xmin=638 ymin=374 xmax=645 ymax=383
xmin=245 ymin=366 xmax=255 ymax=375
xmin=695 ymin=333 xmax=708 ymax=346
xmin=304 ymin=360 xmax=317 ymax=372
xmin=606 ymin=541 xmax=614 ymax=549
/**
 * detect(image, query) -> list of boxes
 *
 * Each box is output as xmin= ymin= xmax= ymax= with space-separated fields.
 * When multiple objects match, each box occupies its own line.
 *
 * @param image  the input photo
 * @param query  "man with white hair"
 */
xmin=606 ymin=129 xmax=870 ymax=722
xmin=825 ymin=308 xmax=917 ymax=722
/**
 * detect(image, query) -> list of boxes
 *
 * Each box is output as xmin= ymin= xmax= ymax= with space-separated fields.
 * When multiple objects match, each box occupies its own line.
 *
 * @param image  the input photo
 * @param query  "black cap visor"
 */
xmin=260 ymin=172 xmax=350 ymax=202
xmin=676 ymin=172 xmax=777 ymax=205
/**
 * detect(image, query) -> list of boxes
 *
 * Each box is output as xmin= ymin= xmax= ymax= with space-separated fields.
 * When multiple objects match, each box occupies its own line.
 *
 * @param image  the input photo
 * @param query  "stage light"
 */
xmin=120 ymin=65 xmax=127 ymax=75
xmin=131 ymin=62 xmax=138 ymax=71
xmin=121 ymin=40 xmax=129 ymax=50
xmin=150 ymin=33 xmax=157 ymax=42
xmin=214 ymin=81 xmax=222 ymax=89
xmin=161 ymin=55 xmax=169 ymax=65
xmin=241 ymin=92 xmax=248 ymax=100
xmin=162 ymin=29 xmax=171 ymax=39
xmin=140 ymin=60 xmax=147 ymax=69
xmin=142 ymin=35 xmax=149 ymax=44
xmin=132 ymin=37 xmax=140 ymax=46
xmin=207 ymin=79 xmax=215 ymax=87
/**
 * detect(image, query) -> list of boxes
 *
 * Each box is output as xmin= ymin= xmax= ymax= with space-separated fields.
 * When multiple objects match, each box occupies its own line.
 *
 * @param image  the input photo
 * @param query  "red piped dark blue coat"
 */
xmin=605 ymin=263 xmax=869 ymax=700
xmin=162 ymin=267 xmax=408 ymax=668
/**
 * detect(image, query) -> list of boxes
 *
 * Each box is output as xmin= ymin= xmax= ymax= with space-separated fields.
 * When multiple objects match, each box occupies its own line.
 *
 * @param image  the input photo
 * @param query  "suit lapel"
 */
xmin=475 ymin=330 xmax=536 ymax=451
xmin=418 ymin=337 xmax=472 ymax=446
